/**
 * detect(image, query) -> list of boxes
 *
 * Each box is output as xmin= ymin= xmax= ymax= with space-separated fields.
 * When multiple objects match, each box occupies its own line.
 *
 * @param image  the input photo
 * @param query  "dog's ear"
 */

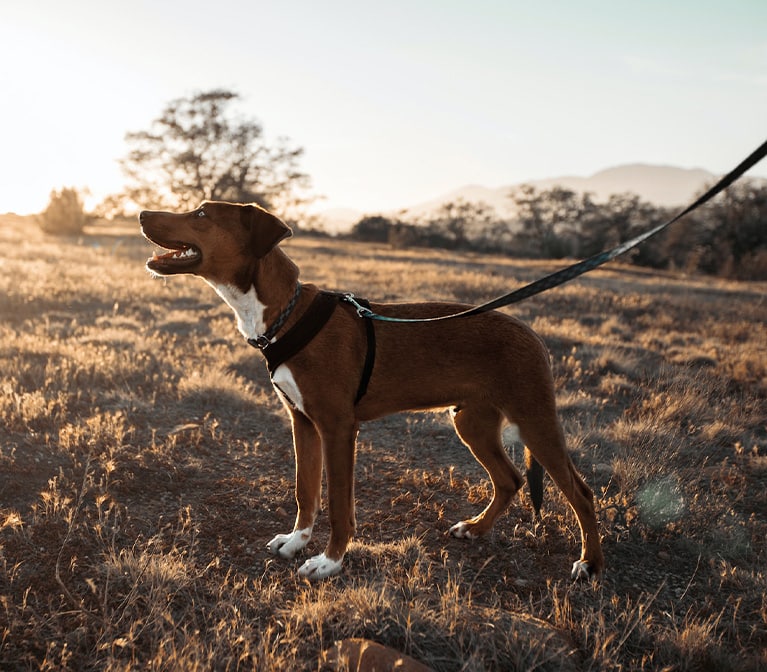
xmin=241 ymin=204 xmax=293 ymax=257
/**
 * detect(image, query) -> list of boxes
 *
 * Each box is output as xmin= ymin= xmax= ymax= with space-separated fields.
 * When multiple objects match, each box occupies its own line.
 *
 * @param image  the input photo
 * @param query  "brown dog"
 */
xmin=140 ymin=201 xmax=603 ymax=581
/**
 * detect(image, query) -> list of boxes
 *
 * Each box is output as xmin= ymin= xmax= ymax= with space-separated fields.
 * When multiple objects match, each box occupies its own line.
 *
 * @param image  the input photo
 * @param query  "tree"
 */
xmin=350 ymin=215 xmax=395 ymax=243
xmin=38 ymin=187 xmax=87 ymax=235
xmin=711 ymin=181 xmax=767 ymax=270
xmin=577 ymin=193 xmax=660 ymax=258
xmin=424 ymin=199 xmax=499 ymax=250
xmin=510 ymin=185 xmax=584 ymax=258
xmin=674 ymin=181 xmax=767 ymax=279
xmin=119 ymin=89 xmax=310 ymax=217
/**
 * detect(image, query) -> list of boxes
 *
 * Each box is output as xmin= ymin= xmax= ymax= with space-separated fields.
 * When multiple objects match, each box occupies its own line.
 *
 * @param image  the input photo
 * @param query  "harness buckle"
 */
xmin=248 ymin=335 xmax=272 ymax=350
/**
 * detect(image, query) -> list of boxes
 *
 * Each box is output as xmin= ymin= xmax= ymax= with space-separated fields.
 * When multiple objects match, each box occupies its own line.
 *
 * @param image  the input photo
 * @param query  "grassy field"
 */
xmin=1 ymin=213 xmax=765 ymax=670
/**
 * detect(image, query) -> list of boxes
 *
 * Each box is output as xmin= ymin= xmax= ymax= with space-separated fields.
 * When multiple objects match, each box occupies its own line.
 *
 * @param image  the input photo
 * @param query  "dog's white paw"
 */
xmin=266 ymin=527 xmax=312 ymax=559
xmin=571 ymin=560 xmax=592 ymax=581
xmin=298 ymin=553 xmax=343 ymax=580
xmin=449 ymin=521 xmax=478 ymax=540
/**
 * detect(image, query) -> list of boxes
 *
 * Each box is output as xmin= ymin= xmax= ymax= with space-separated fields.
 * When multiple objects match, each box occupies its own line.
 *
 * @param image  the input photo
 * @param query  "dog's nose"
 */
xmin=139 ymin=211 xmax=147 ymax=225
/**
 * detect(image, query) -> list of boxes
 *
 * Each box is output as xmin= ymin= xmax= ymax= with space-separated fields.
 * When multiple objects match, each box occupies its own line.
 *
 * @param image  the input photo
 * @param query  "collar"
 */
xmin=247 ymin=282 xmax=302 ymax=350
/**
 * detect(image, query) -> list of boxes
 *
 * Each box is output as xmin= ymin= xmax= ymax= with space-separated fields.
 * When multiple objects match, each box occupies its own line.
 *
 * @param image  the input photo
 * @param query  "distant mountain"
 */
xmin=315 ymin=163 xmax=721 ymax=232
xmin=525 ymin=164 xmax=717 ymax=207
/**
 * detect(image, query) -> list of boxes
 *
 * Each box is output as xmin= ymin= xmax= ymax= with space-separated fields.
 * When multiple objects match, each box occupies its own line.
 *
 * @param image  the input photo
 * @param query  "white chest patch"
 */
xmin=205 ymin=282 xmax=267 ymax=340
xmin=206 ymin=281 xmax=303 ymax=412
xmin=271 ymin=365 xmax=305 ymax=413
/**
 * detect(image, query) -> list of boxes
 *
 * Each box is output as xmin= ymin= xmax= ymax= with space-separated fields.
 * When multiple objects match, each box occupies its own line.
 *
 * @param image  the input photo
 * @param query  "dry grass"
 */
xmin=1 ymin=214 xmax=766 ymax=670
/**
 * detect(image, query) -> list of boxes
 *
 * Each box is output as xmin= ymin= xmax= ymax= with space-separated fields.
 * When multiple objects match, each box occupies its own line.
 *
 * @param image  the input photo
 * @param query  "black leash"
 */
xmin=342 ymin=139 xmax=767 ymax=323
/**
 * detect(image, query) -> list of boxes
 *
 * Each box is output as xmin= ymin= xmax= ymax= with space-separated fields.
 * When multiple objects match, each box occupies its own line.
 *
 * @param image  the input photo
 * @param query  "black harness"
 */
xmin=248 ymin=289 xmax=376 ymax=405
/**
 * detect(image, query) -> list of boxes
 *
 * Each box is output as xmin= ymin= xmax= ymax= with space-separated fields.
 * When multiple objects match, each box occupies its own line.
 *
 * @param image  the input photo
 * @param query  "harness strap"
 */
xmin=248 ymin=291 xmax=376 ymax=405
xmin=351 ymin=297 xmax=376 ymax=404
xmin=253 ymin=291 xmax=338 ymax=374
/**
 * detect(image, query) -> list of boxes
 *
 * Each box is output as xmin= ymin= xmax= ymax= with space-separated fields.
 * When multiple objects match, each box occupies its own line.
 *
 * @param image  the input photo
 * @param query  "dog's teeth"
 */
xmin=172 ymin=248 xmax=195 ymax=258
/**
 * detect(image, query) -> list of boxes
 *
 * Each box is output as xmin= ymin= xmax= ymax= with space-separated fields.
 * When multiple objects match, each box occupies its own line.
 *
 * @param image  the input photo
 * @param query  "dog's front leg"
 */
xmin=298 ymin=419 xmax=359 ymax=580
xmin=267 ymin=411 xmax=322 ymax=560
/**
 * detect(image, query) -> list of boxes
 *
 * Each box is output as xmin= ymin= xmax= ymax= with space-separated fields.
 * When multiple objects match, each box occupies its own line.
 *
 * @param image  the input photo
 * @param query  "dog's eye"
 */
xmin=197 ymin=210 xmax=206 ymax=218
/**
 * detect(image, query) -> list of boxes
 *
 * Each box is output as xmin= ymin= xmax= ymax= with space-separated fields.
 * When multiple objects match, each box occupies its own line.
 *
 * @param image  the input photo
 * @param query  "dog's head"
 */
xmin=140 ymin=201 xmax=292 ymax=287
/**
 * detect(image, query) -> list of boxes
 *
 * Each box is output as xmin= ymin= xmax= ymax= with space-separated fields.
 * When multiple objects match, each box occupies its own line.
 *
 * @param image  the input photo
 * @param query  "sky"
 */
xmin=1 ymin=0 xmax=765 ymax=216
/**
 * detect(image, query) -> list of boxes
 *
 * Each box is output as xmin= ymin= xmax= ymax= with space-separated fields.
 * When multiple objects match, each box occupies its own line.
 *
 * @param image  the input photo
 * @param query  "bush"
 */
xmin=350 ymin=215 xmax=394 ymax=243
xmin=38 ymin=187 xmax=87 ymax=235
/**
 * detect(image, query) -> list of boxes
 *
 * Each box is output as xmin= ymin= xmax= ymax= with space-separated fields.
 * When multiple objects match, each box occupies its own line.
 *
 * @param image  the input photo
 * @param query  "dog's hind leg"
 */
xmin=267 ymin=411 xmax=322 ymax=560
xmin=298 ymin=419 xmax=359 ymax=580
xmin=448 ymin=404 xmax=524 ymax=539
xmin=516 ymin=418 xmax=604 ymax=579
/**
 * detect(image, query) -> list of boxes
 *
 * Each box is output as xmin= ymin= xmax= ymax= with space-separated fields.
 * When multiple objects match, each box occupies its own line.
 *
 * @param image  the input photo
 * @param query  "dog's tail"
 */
xmin=524 ymin=448 xmax=544 ymax=516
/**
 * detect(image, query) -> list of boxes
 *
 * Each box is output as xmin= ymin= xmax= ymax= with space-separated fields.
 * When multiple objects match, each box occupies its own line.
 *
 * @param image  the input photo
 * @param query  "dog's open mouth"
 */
xmin=146 ymin=242 xmax=202 ymax=274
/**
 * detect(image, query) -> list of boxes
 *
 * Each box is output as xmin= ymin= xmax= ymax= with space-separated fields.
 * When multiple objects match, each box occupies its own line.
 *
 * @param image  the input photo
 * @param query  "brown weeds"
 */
xmin=1 ymin=217 xmax=766 ymax=670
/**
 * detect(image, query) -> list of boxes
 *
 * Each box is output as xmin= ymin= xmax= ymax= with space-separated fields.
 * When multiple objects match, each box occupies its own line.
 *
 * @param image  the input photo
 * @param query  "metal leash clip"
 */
xmin=341 ymin=293 xmax=375 ymax=319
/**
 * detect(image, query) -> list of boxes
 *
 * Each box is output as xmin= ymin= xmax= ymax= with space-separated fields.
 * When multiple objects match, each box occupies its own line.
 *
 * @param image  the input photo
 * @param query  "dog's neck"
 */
xmin=206 ymin=248 xmax=300 ymax=342
xmin=208 ymin=282 xmax=266 ymax=341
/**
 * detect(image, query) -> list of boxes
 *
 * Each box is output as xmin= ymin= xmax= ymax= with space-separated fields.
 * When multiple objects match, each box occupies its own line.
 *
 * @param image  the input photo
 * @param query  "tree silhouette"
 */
xmin=119 ymin=89 xmax=310 ymax=216
xmin=351 ymin=215 xmax=395 ymax=243
xmin=577 ymin=193 xmax=659 ymax=258
xmin=424 ymin=199 xmax=499 ymax=249
xmin=510 ymin=185 xmax=584 ymax=258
